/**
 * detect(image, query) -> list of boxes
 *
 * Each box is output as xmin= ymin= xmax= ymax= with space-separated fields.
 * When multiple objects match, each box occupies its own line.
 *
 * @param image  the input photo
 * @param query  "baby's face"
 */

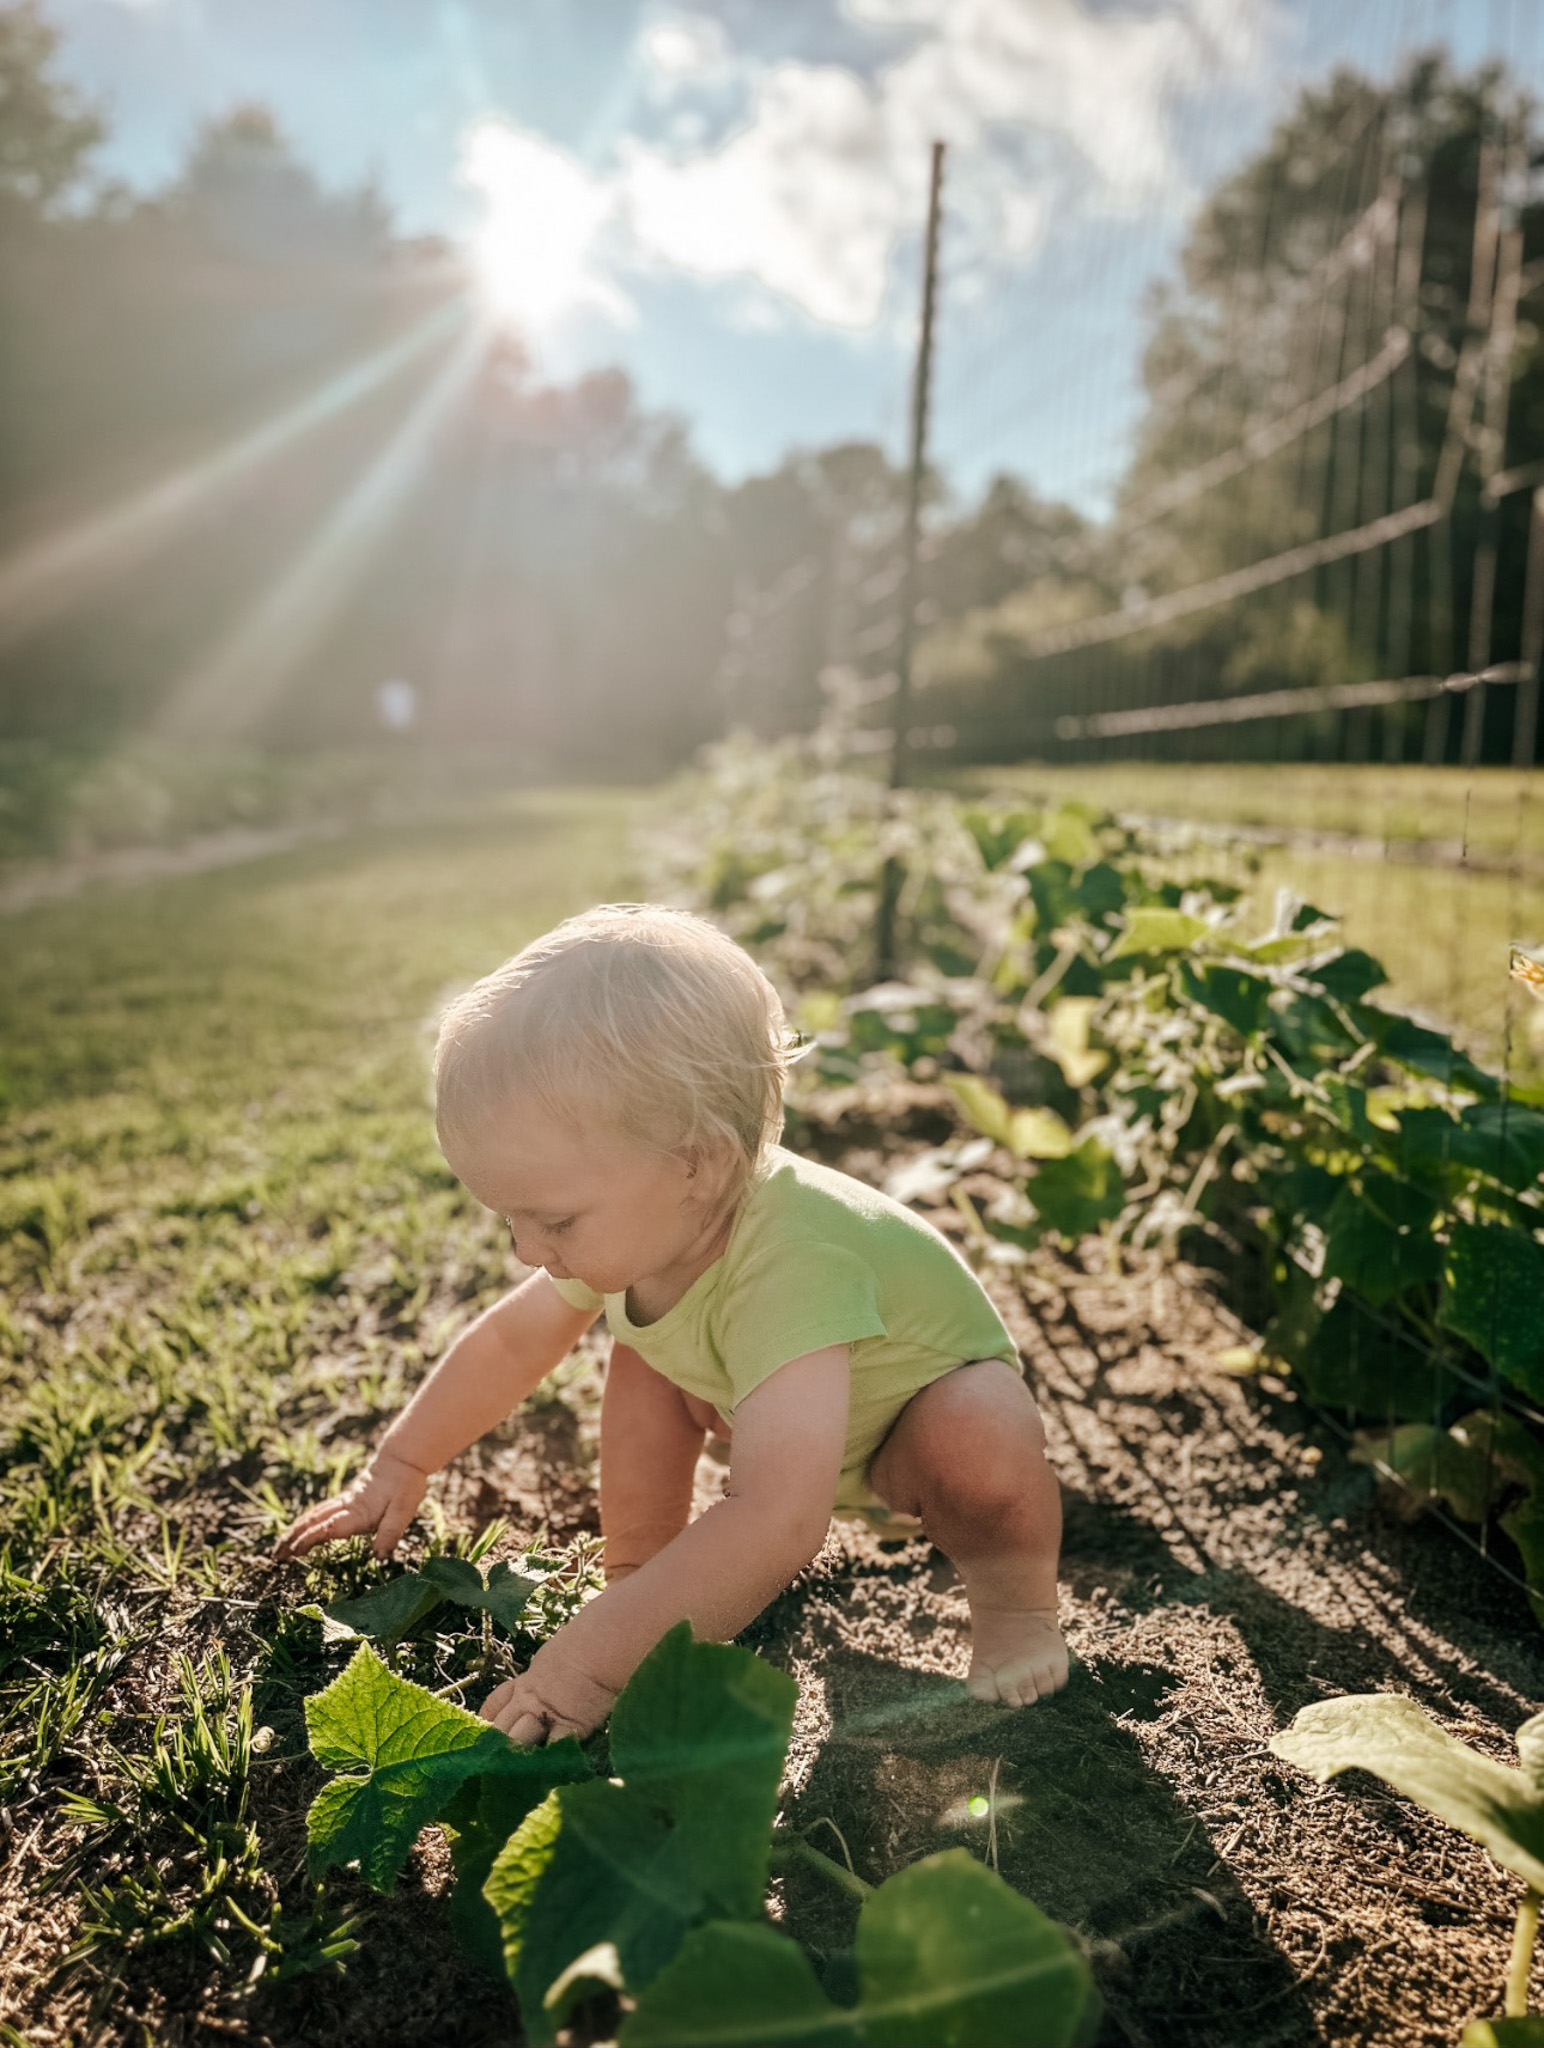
xmin=444 ymin=1093 xmax=711 ymax=1298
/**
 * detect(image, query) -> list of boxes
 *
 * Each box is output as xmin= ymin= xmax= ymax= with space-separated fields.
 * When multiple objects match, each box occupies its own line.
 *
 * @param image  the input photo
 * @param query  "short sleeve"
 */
xmin=714 ymin=1243 xmax=888 ymax=1407
xmin=548 ymin=1274 xmax=605 ymax=1313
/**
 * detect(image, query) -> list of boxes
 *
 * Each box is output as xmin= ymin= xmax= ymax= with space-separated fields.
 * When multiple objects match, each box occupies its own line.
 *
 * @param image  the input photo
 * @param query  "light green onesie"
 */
xmin=548 ymin=1144 xmax=1019 ymax=1511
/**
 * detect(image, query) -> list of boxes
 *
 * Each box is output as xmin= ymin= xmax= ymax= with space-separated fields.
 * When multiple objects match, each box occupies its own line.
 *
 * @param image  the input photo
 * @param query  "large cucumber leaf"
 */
xmin=492 ymin=1780 xmax=694 ymax=2038
xmin=304 ymin=1643 xmax=586 ymax=1890
xmin=1319 ymin=1177 xmax=1441 ymax=1306
xmin=485 ymin=1625 xmax=797 ymax=2041
xmin=1439 ymin=1222 xmax=1544 ymax=1399
xmin=608 ymin=1629 xmax=795 ymax=1918
xmin=620 ymin=1851 xmax=1097 ymax=2048
xmin=1269 ymin=1695 xmax=1544 ymax=1890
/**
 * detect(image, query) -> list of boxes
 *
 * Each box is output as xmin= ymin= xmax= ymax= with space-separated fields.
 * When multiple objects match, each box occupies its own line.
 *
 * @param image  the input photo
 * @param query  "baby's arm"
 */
xmin=276 ymin=1271 xmax=598 ymax=1559
xmin=480 ymin=1345 xmax=849 ymax=1742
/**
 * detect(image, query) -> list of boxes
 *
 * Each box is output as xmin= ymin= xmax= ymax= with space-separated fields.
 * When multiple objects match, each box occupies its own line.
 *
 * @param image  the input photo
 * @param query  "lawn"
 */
xmin=950 ymin=760 xmax=1544 ymax=1074
xmin=0 ymin=787 xmax=639 ymax=2042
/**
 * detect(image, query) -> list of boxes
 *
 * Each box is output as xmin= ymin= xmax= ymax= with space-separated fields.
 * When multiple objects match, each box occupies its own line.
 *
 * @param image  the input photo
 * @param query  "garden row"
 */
xmin=654 ymin=737 xmax=1544 ymax=1620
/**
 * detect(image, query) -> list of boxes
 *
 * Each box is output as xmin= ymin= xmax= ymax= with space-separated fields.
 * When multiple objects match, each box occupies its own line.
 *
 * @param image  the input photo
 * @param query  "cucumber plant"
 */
xmin=656 ymin=744 xmax=1544 ymax=1618
xmin=303 ymin=1621 xmax=1097 ymax=2046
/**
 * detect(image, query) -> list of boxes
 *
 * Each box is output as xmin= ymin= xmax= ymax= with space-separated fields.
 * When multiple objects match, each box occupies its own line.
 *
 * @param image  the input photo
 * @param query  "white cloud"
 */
xmin=622 ymin=65 xmax=909 ymax=329
xmin=454 ymin=1 xmax=1277 ymax=340
xmin=616 ymin=0 xmax=1278 ymax=329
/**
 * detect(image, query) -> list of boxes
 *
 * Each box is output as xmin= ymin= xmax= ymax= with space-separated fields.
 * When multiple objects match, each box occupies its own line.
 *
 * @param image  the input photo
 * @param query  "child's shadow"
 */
xmin=774 ymin=1640 xmax=1317 ymax=2048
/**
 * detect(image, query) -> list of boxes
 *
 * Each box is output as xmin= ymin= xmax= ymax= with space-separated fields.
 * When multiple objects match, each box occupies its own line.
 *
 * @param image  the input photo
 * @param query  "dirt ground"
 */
xmin=761 ymin=1231 xmax=1542 ymax=2048
xmin=12 ymin=1147 xmax=1542 ymax=2048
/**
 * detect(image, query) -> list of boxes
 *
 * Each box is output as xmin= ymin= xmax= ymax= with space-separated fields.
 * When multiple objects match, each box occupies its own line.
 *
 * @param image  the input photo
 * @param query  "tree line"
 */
xmin=1 ymin=3 xmax=1536 ymax=775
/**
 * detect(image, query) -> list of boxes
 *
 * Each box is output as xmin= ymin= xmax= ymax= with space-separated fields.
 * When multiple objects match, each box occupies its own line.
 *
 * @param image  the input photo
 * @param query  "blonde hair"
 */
xmin=434 ymin=903 xmax=790 ymax=1198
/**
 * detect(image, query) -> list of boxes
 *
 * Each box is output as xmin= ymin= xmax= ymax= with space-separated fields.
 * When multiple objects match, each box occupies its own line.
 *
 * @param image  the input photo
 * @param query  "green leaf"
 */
xmin=621 ymin=1921 xmax=849 ymax=2047
xmin=1375 ymin=1016 xmax=1500 ymax=1099
xmin=1349 ymin=1423 xmax=1500 ymax=1525
xmin=304 ymin=1644 xmax=585 ymax=1891
xmin=622 ymin=1852 xmax=1096 ymax=2048
xmin=1461 ymin=2019 xmax=1544 ymax=2047
xmin=943 ymin=1075 xmax=1074 ymax=1160
xmin=486 ymin=1627 xmax=798 ymax=2036
xmin=962 ymin=807 xmax=1042 ymax=872
xmin=1288 ymin=1292 xmax=1464 ymax=1419
xmin=322 ymin=1575 xmax=445 ymax=1645
xmin=1028 ymin=1138 xmax=1125 ymax=1239
xmin=1317 ymin=1079 xmax=1388 ymax=1147
xmin=609 ymin=1625 xmax=797 ymax=1918
xmin=1398 ymin=1106 xmax=1544 ymax=1191
xmin=1503 ymin=1481 xmax=1544 ymax=1629
xmin=1320 ymin=1179 xmax=1442 ymax=1307
xmin=1299 ymin=948 xmax=1389 ymax=1002
xmin=1107 ymin=907 xmax=1215 ymax=960
xmin=499 ymin=1782 xmax=694 ymax=2042
xmin=1040 ymin=805 xmax=1100 ymax=867
xmin=1269 ymin=1695 xmax=1544 ymax=1891
xmin=442 ymin=1771 xmax=574 ymax=1977
xmin=1269 ymin=992 xmax=1365 ymax=1067
xmin=1178 ymin=960 xmax=1271 ymax=1038
xmin=321 ymin=1557 xmax=541 ymax=1645
xmin=421 ymin=1555 xmax=542 ymax=1631
xmin=1068 ymin=861 xmax=1127 ymax=922
xmin=1439 ymin=1222 xmax=1544 ymax=1398
xmin=483 ymin=1789 xmax=564 ymax=1981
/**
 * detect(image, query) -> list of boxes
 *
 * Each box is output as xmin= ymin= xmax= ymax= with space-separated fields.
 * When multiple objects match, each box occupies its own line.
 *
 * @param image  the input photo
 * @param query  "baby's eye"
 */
xmin=547 ymin=1217 xmax=575 ymax=1236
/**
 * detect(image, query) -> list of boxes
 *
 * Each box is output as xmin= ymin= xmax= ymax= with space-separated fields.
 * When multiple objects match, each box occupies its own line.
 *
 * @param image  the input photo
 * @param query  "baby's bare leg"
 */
xmin=598 ymin=1344 xmax=709 ymax=1581
xmin=868 ymin=1360 xmax=1067 ymax=1707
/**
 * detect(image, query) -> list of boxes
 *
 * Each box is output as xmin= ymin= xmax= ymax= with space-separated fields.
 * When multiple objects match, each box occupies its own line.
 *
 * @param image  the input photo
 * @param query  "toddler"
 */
xmin=277 ymin=904 xmax=1067 ymax=1743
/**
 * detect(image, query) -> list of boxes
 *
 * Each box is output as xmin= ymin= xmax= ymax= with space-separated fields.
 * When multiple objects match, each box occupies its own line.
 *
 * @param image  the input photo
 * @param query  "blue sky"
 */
xmin=44 ymin=0 xmax=1544 ymax=516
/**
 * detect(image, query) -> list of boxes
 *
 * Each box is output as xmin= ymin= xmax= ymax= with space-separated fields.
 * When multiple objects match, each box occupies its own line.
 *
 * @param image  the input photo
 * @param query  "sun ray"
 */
xmin=156 ymin=316 xmax=491 ymax=743
xmin=0 ymin=296 xmax=468 ymax=653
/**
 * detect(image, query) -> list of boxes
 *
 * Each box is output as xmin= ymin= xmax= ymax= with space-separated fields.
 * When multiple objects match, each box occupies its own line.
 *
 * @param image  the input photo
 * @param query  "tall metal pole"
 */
xmin=876 ymin=139 xmax=946 ymax=980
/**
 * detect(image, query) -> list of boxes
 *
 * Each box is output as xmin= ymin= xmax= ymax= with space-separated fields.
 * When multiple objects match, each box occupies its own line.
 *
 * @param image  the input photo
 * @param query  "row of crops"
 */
xmin=654 ymin=737 xmax=1544 ymax=1620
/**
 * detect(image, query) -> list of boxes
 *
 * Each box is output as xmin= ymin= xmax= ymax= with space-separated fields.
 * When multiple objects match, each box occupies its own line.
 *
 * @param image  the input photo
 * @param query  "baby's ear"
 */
xmin=683 ymin=1133 xmax=739 ymax=1195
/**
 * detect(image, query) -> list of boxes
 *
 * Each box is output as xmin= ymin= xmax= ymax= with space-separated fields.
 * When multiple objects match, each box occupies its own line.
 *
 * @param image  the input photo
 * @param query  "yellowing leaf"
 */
xmin=943 ymin=1075 xmax=1073 ymax=1159
xmin=1045 ymin=997 xmax=1108 ymax=1087
xmin=1107 ymin=907 xmax=1216 ymax=960
xmin=1269 ymin=1695 xmax=1544 ymax=1891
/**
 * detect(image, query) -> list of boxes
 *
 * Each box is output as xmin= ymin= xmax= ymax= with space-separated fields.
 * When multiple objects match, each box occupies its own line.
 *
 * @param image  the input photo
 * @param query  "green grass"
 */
xmin=950 ymin=761 xmax=1544 ymax=1074
xmin=0 ymin=785 xmax=639 ymax=2040
xmin=954 ymin=760 xmax=1544 ymax=857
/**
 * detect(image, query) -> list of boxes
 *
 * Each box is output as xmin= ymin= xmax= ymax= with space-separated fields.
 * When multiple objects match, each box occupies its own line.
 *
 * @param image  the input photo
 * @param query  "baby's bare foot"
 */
xmin=967 ymin=1605 xmax=1069 ymax=1707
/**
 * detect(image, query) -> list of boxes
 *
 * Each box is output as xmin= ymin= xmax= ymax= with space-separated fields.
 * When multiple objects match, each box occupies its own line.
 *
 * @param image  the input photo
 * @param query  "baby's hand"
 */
xmin=274 ymin=1447 xmax=430 ymax=1561
xmin=481 ymin=1645 xmax=618 ymax=1747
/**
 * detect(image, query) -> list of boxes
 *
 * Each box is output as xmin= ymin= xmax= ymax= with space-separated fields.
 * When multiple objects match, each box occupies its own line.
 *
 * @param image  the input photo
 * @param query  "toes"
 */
xmin=969 ymin=1657 xmax=1072 ymax=1707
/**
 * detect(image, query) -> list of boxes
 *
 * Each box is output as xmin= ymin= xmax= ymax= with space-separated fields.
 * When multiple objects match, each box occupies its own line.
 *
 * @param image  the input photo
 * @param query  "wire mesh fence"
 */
xmin=715 ymin=6 xmax=1544 ymax=1616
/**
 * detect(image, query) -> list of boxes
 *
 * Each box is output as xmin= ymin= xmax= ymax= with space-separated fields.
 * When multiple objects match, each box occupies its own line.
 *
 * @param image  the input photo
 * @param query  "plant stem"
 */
xmin=770 ymin=1828 xmax=873 ymax=1904
xmin=1506 ymin=1884 xmax=1540 ymax=2018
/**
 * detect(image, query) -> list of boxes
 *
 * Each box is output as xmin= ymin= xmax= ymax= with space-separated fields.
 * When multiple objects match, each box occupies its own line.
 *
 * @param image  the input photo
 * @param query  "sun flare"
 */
xmin=460 ymin=120 xmax=615 ymax=333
